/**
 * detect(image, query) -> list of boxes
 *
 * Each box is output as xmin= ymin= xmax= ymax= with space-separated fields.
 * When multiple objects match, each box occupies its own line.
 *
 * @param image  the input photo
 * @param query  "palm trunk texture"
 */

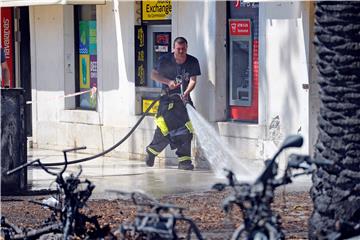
xmin=309 ymin=2 xmax=360 ymax=239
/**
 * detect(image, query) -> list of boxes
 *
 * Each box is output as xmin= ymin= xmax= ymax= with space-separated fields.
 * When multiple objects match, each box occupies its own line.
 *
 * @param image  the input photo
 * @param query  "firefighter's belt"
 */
xmin=168 ymin=126 xmax=190 ymax=137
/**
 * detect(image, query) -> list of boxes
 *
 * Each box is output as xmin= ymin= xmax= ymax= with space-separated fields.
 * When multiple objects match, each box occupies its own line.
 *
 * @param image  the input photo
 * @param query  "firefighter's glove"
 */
xmin=181 ymin=94 xmax=190 ymax=105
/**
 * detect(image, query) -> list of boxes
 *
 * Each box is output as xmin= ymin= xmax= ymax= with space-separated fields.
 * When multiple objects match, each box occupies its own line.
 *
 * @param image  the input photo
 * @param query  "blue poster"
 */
xmin=79 ymin=21 xmax=89 ymax=54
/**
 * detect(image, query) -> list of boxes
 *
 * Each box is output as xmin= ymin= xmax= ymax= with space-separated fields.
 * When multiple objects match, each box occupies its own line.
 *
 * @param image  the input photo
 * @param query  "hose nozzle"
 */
xmin=175 ymin=75 xmax=183 ymax=85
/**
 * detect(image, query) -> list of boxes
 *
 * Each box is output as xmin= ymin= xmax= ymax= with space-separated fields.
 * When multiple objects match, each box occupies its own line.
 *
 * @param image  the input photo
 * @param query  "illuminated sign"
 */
xmin=142 ymin=0 xmax=172 ymax=21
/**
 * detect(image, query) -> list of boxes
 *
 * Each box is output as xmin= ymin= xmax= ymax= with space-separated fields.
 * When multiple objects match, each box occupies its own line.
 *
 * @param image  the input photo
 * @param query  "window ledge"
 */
xmin=217 ymin=121 xmax=265 ymax=139
xmin=59 ymin=109 xmax=102 ymax=125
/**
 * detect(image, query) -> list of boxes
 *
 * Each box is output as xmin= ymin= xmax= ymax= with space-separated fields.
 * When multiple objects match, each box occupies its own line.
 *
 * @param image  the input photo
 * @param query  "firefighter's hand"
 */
xmin=168 ymin=80 xmax=180 ymax=90
xmin=181 ymin=93 xmax=190 ymax=105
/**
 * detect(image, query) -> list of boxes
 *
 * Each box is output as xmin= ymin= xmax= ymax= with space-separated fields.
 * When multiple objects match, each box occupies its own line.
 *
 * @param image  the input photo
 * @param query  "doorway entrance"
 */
xmin=18 ymin=7 xmax=32 ymax=137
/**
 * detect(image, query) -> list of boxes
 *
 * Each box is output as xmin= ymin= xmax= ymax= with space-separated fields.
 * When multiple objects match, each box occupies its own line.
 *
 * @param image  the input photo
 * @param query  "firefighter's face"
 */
xmin=173 ymin=42 xmax=187 ymax=59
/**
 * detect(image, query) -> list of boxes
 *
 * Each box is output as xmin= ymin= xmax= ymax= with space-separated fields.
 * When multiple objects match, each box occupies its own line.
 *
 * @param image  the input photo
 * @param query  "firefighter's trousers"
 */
xmin=146 ymin=94 xmax=193 ymax=162
xmin=147 ymin=128 xmax=193 ymax=162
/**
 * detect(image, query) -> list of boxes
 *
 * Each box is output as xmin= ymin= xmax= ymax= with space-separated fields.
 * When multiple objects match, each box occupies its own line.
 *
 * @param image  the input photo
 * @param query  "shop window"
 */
xmin=74 ymin=5 xmax=97 ymax=110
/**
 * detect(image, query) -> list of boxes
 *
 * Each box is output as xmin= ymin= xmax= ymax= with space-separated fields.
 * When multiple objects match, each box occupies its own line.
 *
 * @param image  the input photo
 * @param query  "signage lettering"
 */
xmin=138 ymin=50 xmax=144 ymax=62
xmin=142 ymin=0 xmax=172 ymax=21
xmin=135 ymin=26 xmax=147 ymax=86
xmin=137 ymin=65 xmax=145 ymax=85
xmin=1 ymin=7 xmax=14 ymax=87
xmin=146 ymin=4 xmax=171 ymax=15
xmin=138 ymin=28 xmax=144 ymax=47
xmin=229 ymin=20 xmax=251 ymax=36
xmin=3 ymin=19 xmax=11 ymax=57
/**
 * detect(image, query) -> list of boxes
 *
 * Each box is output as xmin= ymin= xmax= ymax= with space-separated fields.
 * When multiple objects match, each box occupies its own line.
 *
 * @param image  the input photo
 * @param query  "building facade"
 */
xmin=1 ymin=0 xmax=318 ymax=166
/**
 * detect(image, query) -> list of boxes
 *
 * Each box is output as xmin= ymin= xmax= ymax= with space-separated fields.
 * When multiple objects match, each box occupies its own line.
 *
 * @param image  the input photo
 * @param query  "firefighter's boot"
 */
xmin=178 ymin=160 xmax=194 ymax=170
xmin=144 ymin=151 xmax=156 ymax=167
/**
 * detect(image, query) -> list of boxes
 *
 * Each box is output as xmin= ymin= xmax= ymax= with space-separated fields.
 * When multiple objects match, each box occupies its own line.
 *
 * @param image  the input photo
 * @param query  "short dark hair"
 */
xmin=173 ymin=37 xmax=188 ymax=47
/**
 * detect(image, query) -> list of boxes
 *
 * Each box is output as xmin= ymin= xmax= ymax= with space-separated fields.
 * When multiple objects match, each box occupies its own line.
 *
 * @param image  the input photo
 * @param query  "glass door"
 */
xmin=147 ymin=25 xmax=171 ymax=88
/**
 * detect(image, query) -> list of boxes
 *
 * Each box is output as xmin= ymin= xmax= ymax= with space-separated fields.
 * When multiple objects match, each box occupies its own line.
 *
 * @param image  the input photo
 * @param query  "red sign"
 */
xmin=229 ymin=19 xmax=251 ymax=36
xmin=1 ymin=7 xmax=14 ymax=87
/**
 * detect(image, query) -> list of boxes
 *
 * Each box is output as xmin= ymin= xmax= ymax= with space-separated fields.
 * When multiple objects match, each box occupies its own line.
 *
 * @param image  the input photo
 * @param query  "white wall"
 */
xmin=173 ymin=1 xmax=227 ymax=122
xmin=101 ymin=1 xmax=134 ymax=127
xmin=262 ymin=2 xmax=310 ymax=154
xmin=30 ymin=5 xmax=65 ymax=146
xmin=30 ymin=2 xmax=142 ymax=157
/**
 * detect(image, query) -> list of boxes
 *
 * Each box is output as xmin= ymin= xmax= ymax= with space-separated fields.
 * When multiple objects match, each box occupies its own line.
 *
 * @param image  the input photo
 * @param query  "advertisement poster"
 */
xmin=1 ymin=7 xmax=14 ymax=87
xmin=90 ymin=55 xmax=97 ymax=87
xmin=142 ymin=0 xmax=172 ymax=22
xmin=79 ymin=20 xmax=97 ymax=109
xmin=79 ymin=21 xmax=89 ymax=54
xmin=89 ymin=21 xmax=96 ymax=55
xmin=79 ymin=54 xmax=90 ymax=89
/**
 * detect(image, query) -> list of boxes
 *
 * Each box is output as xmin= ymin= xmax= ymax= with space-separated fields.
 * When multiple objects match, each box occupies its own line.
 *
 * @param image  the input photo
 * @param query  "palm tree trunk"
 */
xmin=309 ymin=2 xmax=360 ymax=239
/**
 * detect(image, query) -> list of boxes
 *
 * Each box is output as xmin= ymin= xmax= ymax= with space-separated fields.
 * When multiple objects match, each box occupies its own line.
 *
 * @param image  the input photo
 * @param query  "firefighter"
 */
xmin=144 ymin=37 xmax=201 ymax=170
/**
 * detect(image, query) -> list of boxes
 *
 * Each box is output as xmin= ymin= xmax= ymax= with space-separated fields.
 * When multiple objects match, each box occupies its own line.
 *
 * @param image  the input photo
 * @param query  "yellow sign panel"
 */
xmin=142 ymin=0 xmax=172 ymax=21
xmin=142 ymin=99 xmax=160 ymax=114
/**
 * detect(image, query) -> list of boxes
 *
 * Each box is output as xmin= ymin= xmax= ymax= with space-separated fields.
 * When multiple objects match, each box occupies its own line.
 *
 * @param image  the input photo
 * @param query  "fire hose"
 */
xmin=43 ymin=78 xmax=187 ymax=167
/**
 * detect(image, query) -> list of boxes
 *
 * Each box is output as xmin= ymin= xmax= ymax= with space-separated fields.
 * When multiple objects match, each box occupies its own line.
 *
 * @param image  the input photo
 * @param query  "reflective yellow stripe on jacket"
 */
xmin=155 ymin=116 xmax=169 ymax=136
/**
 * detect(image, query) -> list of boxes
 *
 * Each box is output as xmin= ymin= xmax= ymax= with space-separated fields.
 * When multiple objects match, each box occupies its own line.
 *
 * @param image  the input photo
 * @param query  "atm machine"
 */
xmin=229 ymin=19 xmax=252 ymax=107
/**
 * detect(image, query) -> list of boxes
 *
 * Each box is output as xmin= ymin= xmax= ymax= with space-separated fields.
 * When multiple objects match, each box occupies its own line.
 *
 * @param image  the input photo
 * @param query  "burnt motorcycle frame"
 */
xmin=3 ymin=146 xmax=113 ymax=240
xmin=213 ymin=135 xmax=325 ymax=240
xmin=111 ymin=190 xmax=204 ymax=240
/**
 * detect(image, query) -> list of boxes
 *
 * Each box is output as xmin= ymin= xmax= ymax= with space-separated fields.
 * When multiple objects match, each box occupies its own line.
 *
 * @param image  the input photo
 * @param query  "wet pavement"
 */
xmin=26 ymin=148 xmax=312 ymax=199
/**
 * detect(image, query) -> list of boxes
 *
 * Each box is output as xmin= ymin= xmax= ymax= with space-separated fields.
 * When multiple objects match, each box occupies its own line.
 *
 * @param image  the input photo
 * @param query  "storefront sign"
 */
xmin=142 ymin=0 xmax=172 ymax=21
xmin=234 ymin=0 xmax=258 ymax=9
xmin=1 ymin=7 xmax=14 ymax=87
xmin=135 ymin=25 xmax=147 ymax=86
xmin=229 ymin=19 xmax=251 ymax=36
